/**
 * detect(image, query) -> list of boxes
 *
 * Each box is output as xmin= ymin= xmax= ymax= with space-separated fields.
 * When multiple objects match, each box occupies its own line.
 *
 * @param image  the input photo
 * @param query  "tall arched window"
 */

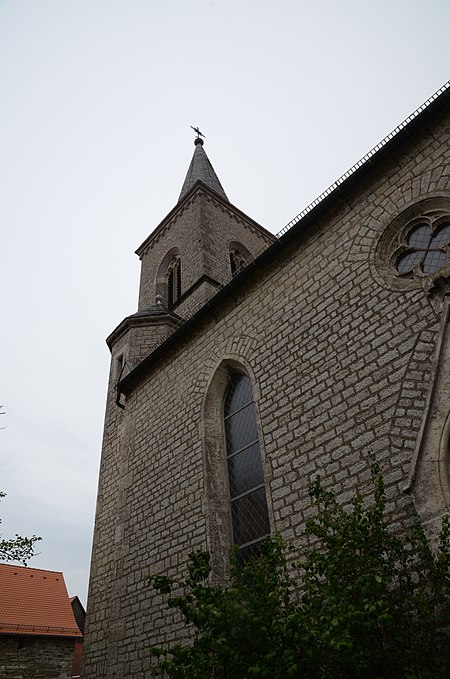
xmin=166 ymin=256 xmax=181 ymax=307
xmin=224 ymin=373 xmax=270 ymax=565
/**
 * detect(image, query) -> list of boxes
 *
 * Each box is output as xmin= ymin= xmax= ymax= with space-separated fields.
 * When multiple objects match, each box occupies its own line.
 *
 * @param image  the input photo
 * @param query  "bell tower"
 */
xmin=85 ymin=133 xmax=275 ymax=676
xmin=104 ymin=132 xmax=275 ymax=397
xmin=135 ymin=134 xmax=275 ymax=322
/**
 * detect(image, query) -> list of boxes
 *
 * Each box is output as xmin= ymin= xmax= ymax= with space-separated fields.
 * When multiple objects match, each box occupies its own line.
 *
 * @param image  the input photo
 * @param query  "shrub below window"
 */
xmin=151 ymin=456 xmax=450 ymax=679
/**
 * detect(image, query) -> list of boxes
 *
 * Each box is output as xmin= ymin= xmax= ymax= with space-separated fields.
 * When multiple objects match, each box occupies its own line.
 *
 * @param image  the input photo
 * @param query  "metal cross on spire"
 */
xmin=190 ymin=125 xmax=205 ymax=139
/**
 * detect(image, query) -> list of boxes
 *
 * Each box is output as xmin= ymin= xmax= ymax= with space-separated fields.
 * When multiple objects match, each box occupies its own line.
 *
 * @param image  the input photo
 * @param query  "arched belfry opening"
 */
xmin=155 ymin=247 xmax=182 ymax=308
xmin=166 ymin=255 xmax=181 ymax=307
xmin=229 ymin=241 xmax=252 ymax=277
xmin=135 ymin=136 xmax=275 ymax=315
xmin=229 ymin=249 xmax=247 ymax=276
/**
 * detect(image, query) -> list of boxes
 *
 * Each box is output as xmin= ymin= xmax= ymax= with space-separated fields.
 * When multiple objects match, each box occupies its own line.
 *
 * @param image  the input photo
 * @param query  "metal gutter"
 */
xmin=118 ymin=81 xmax=450 ymax=398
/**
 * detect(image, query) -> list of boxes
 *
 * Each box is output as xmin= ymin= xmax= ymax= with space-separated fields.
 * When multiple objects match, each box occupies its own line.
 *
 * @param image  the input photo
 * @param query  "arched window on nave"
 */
xmin=223 ymin=373 xmax=270 ymax=566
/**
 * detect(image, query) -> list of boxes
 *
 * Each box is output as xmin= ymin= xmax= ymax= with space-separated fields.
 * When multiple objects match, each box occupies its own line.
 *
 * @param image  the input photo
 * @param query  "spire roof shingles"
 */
xmin=178 ymin=138 xmax=228 ymax=202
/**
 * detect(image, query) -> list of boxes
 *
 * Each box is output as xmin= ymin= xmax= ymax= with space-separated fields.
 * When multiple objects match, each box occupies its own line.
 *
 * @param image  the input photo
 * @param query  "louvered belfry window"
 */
xmin=224 ymin=373 xmax=270 ymax=564
xmin=166 ymin=256 xmax=181 ymax=307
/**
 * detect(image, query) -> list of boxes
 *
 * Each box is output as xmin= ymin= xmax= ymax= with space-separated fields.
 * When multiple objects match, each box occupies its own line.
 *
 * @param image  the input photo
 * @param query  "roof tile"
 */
xmin=0 ymin=563 xmax=82 ymax=637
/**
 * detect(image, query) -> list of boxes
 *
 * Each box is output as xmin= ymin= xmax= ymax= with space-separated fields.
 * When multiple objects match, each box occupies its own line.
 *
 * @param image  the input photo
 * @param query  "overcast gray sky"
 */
xmin=1 ymin=0 xmax=449 ymax=606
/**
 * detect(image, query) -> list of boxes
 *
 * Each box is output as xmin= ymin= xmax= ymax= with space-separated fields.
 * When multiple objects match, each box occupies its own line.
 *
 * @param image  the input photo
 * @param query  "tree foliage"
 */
xmin=0 ymin=491 xmax=41 ymax=564
xmin=151 ymin=457 xmax=450 ymax=678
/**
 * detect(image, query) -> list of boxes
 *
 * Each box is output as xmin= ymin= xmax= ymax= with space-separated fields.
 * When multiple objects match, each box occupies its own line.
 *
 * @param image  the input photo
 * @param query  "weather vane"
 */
xmin=191 ymin=125 xmax=205 ymax=139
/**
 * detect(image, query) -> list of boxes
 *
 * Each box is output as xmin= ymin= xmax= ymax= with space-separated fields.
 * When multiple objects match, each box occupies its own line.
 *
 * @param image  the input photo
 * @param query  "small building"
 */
xmin=0 ymin=563 xmax=83 ymax=679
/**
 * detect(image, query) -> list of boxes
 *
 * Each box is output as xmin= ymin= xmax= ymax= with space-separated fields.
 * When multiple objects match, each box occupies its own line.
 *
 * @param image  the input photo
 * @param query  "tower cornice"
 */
xmin=135 ymin=181 xmax=275 ymax=259
xmin=106 ymin=308 xmax=182 ymax=350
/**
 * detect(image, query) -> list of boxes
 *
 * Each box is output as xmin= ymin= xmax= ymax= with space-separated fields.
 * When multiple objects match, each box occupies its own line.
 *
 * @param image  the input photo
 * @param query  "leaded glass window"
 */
xmin=396 ymin=222 xmax=450 ymax=275
xmin=224 ymin=374 xmax=270 ymax=565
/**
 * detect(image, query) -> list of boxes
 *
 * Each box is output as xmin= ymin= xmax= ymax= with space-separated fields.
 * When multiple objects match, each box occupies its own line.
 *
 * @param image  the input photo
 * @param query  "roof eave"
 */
xmin=106 ymin=310 xmax=183 ymax=350
xmin=119 ymin=83 xmax=450 ymax=393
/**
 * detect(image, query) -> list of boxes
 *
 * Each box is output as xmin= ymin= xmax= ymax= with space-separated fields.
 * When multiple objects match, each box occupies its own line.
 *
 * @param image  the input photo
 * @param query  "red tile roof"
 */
xmin=0 ymin=563 xmax=82 ymax=637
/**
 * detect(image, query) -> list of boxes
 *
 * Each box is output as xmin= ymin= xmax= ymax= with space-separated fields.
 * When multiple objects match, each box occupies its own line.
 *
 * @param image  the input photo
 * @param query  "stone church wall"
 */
xmin=137 ymin=197 xmax=203 ymax=310
xmin=84 ymin=102 xmax=450 ymax=678
xmin=0 ymin=636 xmax=76 ymax=679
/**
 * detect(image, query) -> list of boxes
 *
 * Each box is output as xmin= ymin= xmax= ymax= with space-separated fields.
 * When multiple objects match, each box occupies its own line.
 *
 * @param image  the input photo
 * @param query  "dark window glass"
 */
xmin=230 ymin=253 xmax=237 ymax=276
xmin=224 ymin=374 xmax=253 ymax=414
xmin=227 ymin=443 xmax=264 ymax=497
xmin=235 ymin=542 xmax=263 ymax=571
xmin=176 ymin=260 xmax=182 ymax=300
xmin=430 ymin=223 xmax=450 ymax=247
xmin=231 ymin=488 xmax=270 ymax=545
xmin=225 ymin=402 xmax=259 ymax=453
xmin=167 ymin=268 xmax=174 ymax=306
xmin=397 ymin=250 xmax=423 ymax=274
xmin=407 ymin=223 xmax=432 ymax=249
xmin=397 ymin=222 xmax=450 ymax=275
xmin=224 ymin=374 xmax=270 ymax=564
xmin=166 ymin=256 xmax=181 ymax=306
xmin=423 ymin=250 xmax=448 ymax=274
xmin=230 ymin=250 xmax=247 ymax=276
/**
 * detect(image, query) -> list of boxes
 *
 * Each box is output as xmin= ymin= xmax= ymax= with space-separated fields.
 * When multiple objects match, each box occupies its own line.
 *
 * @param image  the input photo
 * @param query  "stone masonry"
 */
xmin=0 ymin=636 xmax=76 ymax=679
xmin=84 ymin=86 xmax=450 ymax=678
xmin=135 ymin=184 xmax=275 ymax=316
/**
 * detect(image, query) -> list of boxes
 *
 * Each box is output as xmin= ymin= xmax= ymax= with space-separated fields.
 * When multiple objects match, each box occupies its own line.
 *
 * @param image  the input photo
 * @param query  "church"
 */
xmin=84 ymin=82 xmax=450 ymax=678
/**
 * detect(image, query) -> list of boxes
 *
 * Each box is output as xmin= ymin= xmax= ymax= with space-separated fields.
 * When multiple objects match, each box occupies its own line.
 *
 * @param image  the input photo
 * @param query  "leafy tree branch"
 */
xmin=0 ymin=491 xmax=41 ymax=565
xmin=150 ymin=456 xmax=450 ymax=678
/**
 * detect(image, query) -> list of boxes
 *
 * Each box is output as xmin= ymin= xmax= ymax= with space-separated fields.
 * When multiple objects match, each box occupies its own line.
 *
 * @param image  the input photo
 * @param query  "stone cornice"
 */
xmin=106 ymin=310 xmax=182 ymax=350
xmin=135 ymin=181 xmax=276 ymax=259
xmin=171 ymin=274 xmax=222 ymax=310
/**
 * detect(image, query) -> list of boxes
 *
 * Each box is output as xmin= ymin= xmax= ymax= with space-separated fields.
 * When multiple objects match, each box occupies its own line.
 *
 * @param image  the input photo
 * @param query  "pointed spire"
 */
xmin=178 ymin=136 xmax=229 ymax=203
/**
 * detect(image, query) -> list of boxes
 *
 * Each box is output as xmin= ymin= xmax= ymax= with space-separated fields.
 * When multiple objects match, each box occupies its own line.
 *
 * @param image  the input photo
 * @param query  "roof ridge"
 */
xmin=0 ymin=562 xmax=81 ymax=637
xmin=116 ymin=79 xmax=450 ymax=396
xmin=0 ymin=563 xmax=63 ymax=575
xmin=277 ymin=79 xmax=450 ymax=238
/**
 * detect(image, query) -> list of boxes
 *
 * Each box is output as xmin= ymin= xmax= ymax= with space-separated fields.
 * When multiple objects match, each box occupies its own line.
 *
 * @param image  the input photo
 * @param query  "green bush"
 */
xmin=0 ymin=491 xmax=41 ymax=564
xmin=150 ymin=457 xmax=450 ymax=678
